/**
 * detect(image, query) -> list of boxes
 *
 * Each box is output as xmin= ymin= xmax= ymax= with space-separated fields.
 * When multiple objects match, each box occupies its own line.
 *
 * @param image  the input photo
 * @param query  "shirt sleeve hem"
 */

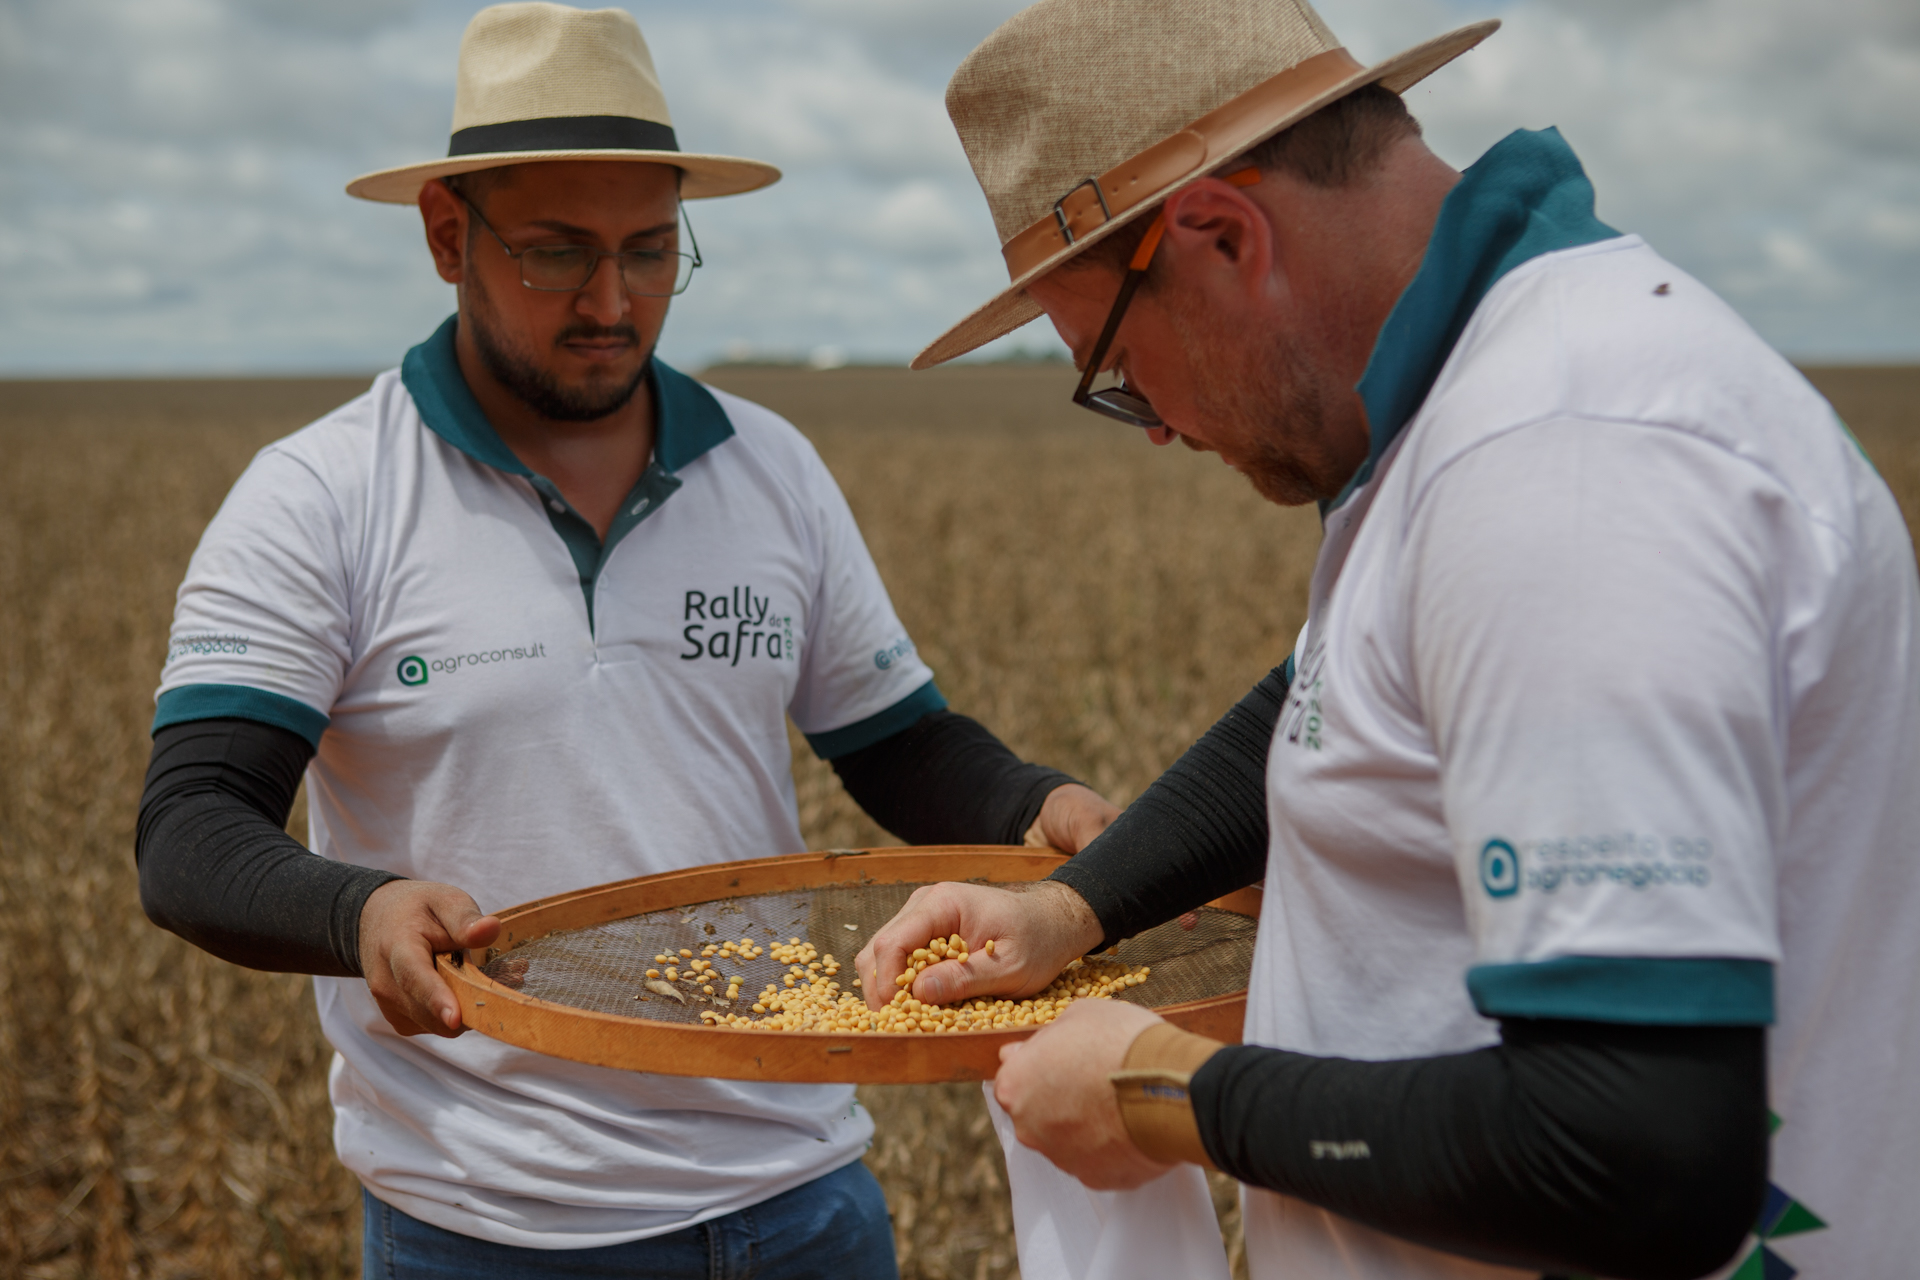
xmin=152 ymin=684 xmax=331 ymax=749
xmin=1466 ymin=955 xmax=1775 ymax=1025
xmin=803 ymin=680 xmax=947 ymax=760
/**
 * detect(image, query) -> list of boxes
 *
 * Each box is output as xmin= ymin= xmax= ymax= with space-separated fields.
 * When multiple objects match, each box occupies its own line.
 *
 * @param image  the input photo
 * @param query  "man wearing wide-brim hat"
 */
xmin=134 ymin=4 xmax=1123 ymax=1275
xmin=862 ymin=0 xmax=1920 ymax=1276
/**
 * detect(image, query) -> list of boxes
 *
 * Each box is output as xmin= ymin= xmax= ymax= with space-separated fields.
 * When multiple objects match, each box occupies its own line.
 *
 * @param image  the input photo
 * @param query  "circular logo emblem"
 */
xmin=397 ymin=655 xmax=429 ymax=687
xmin=873 ymin=649 xmax=893 ymax=670
xmin=1479 ymin=839 xmax=1519 ymax=898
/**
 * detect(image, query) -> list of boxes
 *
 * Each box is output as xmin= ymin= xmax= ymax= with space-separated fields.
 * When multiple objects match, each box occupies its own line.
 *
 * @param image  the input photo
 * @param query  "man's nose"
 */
xmin=575 ymin=254 xmax=630 ymax=325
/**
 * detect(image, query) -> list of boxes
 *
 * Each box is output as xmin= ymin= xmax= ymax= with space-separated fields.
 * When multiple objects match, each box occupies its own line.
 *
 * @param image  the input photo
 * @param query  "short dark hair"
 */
xmin=441 ymin=167 xmax=515 ymax=205
xmin=1063 ymin=83 xmax=1421 ymax=277
xmin=440 ymin=161 xmax=686 ymax=207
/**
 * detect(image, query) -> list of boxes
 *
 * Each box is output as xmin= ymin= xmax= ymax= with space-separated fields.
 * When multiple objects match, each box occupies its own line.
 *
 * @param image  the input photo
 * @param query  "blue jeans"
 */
xmin=360 ymin=1159 xmax=898 ymax=1280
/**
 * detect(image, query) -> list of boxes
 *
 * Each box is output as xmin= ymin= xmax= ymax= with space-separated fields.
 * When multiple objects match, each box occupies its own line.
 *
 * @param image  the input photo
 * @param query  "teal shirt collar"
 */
xmin=399 ymin=314 xmax=735 ymax=477
xmin=399 ymin=315 xmax=734 ymax=630
xmin=1333 ymin=127 xmax=1621 ymax=511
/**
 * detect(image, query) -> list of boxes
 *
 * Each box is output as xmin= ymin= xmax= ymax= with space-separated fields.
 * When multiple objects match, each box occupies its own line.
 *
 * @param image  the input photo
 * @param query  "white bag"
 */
xmin=985 ymin=1083 xmax=1232 ymax=1280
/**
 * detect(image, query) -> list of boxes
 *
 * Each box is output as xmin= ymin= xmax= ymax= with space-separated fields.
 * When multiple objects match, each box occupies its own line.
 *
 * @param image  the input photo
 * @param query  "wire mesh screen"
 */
xmin=482 ymin=882 xmax=1256 ymax=1026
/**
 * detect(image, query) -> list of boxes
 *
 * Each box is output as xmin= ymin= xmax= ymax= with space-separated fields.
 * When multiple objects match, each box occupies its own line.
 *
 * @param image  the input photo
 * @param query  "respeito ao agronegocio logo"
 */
xmin=1479 ymin=839 xmax=1520 ymax=898
xmin=1480 ymin=831 xmax=1714 ymax=899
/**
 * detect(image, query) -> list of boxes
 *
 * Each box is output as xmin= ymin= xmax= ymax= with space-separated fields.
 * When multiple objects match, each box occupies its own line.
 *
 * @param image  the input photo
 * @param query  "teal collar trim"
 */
xmin=651 ymin=356 xmax=736 ymax=472
xmin=401 ymin=315 xmax=530 ymax=476
xmin=399 ymin=316 xmax=738 ymax=630
xmin=399 ymin=315 xmax=734 ymax=479
xmin=1332 ymin=127 xmax=1622 ymax=512
xmin=533 ymin=465 xmax=684 ymax=630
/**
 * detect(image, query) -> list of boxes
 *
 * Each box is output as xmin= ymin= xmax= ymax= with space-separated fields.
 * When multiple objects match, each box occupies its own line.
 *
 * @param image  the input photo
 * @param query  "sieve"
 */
xmin=436 ymin=846 xmax=1259 ymax=1083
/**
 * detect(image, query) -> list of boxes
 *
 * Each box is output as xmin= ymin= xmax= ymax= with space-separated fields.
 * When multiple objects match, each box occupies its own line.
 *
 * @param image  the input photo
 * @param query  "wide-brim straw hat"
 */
xmin=347 ymin=3 xmax=780 ymax=204
xmin=913 ymin=0 xmax=1498 ymax=369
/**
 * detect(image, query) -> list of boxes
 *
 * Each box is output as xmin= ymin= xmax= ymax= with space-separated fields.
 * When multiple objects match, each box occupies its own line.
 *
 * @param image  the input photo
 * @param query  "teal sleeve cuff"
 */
xmin=152 ymin=684 xmax=331 ymax=749
xmin=1466 ymin=955 xmax=1775 ymax=1026
xmin=804 ymin=680 xmax=948 ymax=760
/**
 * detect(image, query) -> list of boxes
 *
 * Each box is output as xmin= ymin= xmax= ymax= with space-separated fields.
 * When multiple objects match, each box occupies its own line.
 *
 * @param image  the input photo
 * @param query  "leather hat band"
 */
xmin=448 ymin=116 xmax=680 ymax=158
xmin=1000 ymin=46 xmax=1365 ymax=279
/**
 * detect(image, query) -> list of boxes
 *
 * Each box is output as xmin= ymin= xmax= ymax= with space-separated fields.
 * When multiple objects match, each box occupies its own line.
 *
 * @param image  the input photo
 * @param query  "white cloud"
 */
xmin=0 ymin=0 xmax=1914 ymax=372
xmin=1330 ymin=0 xmax=1920 ymax=356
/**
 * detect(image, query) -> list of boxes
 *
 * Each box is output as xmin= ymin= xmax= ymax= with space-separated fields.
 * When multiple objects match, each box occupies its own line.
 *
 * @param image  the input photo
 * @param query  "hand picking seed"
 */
xmin=699 ymin=934 xmax=1149 ymax=1035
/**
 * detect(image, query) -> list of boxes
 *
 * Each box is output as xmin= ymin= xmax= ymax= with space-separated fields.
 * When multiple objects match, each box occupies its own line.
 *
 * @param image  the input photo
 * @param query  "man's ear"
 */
xmin=1157 ymin=176 xmax=1275 ymax=301
xmin=419 ymin=179 xmax=466 ymax=285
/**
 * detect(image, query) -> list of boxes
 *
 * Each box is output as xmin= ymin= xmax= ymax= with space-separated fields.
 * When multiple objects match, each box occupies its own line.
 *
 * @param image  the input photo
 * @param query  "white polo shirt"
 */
xmin=154 ymin=317 xmax=944 ymax=1248
xmin=1242 ymin=131 xmax=1920 ymax=1279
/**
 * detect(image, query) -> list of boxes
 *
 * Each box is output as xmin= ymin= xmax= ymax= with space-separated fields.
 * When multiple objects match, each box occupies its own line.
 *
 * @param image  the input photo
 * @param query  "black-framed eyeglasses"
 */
xmin=457 ymin=192 xmax=702 ymax=297
xmin=1070 ymin=167 xmax=1261 ymax=429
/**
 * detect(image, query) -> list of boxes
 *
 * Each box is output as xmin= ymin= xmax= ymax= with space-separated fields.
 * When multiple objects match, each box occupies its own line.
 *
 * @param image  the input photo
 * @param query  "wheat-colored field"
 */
xmin=0 ymin=364 xmax=1913 ymax=1278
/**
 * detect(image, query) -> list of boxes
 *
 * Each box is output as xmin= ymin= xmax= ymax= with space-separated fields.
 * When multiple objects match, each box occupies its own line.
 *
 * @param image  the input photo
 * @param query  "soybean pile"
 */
xmin=2 ymin=364 xmax=1915 ymax=1279
xmin=695 ymin=933 xmax=1151 ymax=1034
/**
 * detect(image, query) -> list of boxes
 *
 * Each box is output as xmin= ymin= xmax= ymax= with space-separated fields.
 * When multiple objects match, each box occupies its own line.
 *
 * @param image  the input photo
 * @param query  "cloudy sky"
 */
xmin=2 ymin=0 xmax=1915 ymax=374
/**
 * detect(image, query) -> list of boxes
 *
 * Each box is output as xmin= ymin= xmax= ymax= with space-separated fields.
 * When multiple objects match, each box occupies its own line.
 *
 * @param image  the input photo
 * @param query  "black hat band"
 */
xmin=447 ymin=116 xmax=680 ymax=158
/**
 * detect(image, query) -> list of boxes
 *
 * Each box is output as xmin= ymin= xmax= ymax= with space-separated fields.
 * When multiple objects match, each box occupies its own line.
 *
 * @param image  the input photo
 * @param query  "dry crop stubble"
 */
xmin=0 ymin=366 xmax=1912 ymax=1279
xmin=0 ymin=380 xmax=372 ymax=1278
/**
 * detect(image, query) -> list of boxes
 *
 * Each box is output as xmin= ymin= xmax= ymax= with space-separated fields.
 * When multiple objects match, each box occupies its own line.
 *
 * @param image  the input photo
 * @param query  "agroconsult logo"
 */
xmin=396 ymin=641 xmax=548 ymax=687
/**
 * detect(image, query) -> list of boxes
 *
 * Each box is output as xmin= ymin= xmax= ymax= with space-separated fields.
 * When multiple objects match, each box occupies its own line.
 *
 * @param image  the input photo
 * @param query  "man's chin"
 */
xmin=1223 ymin=445 xmax=1329 ymax=508
xmin=565 ymin=359 xmax=646 ymax=397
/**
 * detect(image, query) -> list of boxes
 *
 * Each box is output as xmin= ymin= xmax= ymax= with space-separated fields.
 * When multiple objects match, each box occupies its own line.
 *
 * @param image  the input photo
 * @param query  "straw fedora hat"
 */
xmin=913 ymin=0 xmax=1498 ymax=369
xmin=347 ymin=3 xmax=780 ymax=204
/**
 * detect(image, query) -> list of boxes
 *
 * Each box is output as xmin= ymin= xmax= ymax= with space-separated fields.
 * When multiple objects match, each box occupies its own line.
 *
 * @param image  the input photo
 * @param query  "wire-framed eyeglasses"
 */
xmin=457 ymin=192 xmax=702 ymax=297
xmin=1071 ymin=167 xmax=1262 ymax=429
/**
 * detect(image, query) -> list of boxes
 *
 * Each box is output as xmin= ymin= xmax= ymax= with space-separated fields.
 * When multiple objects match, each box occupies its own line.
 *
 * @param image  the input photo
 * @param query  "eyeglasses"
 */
xmin=457 ymin=192 xmax=702 ymax=296
xmin=1071 ymin=167 xmax=1261 ymax=429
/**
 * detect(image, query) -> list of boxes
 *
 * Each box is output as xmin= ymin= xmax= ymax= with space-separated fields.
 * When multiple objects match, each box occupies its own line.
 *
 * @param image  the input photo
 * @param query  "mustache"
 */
xmin=554 ymin=321 xmax=640 ymax=345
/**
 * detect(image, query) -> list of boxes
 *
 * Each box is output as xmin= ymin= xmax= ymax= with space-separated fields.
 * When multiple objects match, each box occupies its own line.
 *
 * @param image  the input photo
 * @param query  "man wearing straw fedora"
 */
xmin=864 ymin=0 xmax=1920 ymax=1276
xmin=135 ymin=4 xmax=1123 ymax=1276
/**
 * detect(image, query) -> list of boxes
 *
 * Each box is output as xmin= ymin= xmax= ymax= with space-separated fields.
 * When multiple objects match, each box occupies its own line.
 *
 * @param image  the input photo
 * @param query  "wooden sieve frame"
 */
xmin=436 ymin=845 xmax=1260 ymax=1084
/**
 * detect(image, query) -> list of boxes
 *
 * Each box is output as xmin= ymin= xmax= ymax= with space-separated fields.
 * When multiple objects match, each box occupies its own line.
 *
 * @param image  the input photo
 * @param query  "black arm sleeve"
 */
xmin=1048 ymin=664 xmax=1287 ymax=951
xmin=1191 ymin=1019 xmax=1768 ymax=1280
xmin=829 ymin=710 xmax=1080 ymax=846
xmin=136 ymin=718 xmax=401 ymax=977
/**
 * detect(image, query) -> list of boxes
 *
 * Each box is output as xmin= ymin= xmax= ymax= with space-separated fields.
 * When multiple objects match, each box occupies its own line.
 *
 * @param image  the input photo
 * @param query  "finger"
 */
xmin=452 ymin=912 xmax=501 ymax=951
xmin=862 ymin=888 xmax=963 ymax=1009
xmin=423 ymin=891 xmax=499 ymax=953
xmin=391 ymin=936 xmax=464 ymax=1036
xmin=371 ymin=990 xmax=431 ymax=1038
xmin=911 ymin=950 xmax=1012 ymax=1005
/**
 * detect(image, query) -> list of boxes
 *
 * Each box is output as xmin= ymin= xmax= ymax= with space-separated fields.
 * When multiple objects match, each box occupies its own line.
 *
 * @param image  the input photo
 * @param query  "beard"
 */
xmin=464 ymin=271 xmax=652 ymax=423
xmin=1163 ymin=291 xmax=1357 ymax=506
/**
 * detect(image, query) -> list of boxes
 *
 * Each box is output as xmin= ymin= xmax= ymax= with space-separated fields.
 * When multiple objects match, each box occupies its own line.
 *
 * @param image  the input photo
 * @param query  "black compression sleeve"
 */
xmin=1191 ymin=1020 xmax=1767 ymax=1280
xmin=830 ymin=710 xmax=1080 ymax=846
xmin=1048 ymin=665 xmax=1287 ymax=950
xmin=136 ymin=718 xmax=401 ymax=977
